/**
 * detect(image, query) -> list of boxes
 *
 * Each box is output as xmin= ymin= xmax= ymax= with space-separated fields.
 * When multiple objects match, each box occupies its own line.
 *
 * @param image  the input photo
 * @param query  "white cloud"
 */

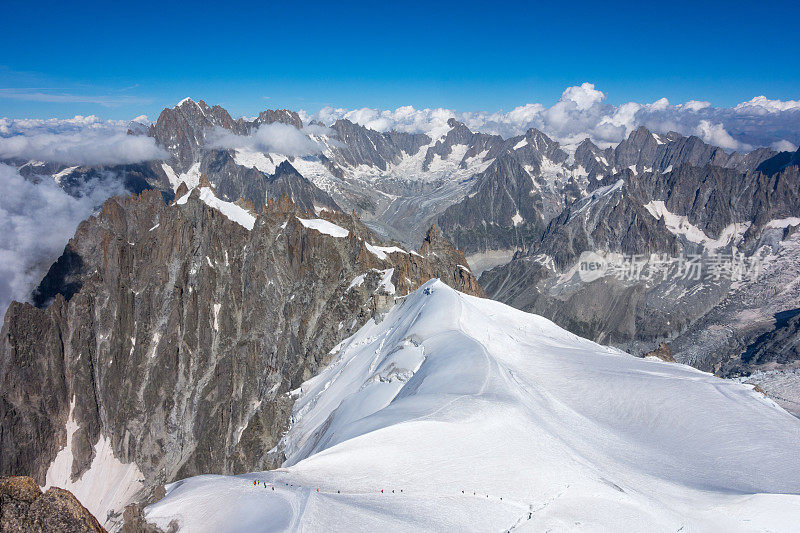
xmin=694 ymin=120 xmax=751 ymax=151
xmin=0 ymin=163 xmax=126 ymax=320
xmin=559 ymin=82 xmax=606 ymax=110
xmin=649 ymin=98 xmax=670 ymax=111
xmin=0 ymin=115 xmax=167 ymax=165
xmin=771 ymin=139 xmax=798 ymax=152
xmin=208 ymin=123 xmax=325 ymax=156
xmin=682 ymin=100 xmax=712 ymax=112
xmin=0 ymin=131 xmax=167 ymax=165
xmin=0 ymin=115 xmax=122 ymax=135
xmin=305 ymin=84 xmax=800 ymax=151
xmin=734 ymin=96 xmax=800 ymax=114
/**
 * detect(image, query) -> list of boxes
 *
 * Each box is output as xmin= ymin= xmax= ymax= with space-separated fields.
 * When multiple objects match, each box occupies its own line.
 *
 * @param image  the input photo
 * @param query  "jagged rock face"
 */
xmin=482 ymin=158 xmax=800 ymax=376
xmin=631 ymin=163 xmax=800 ymax=240
xmin=148 ymin=99 xmax=342 ymax=215
xmin=200 ymin=153 xmax=338 ymax=214
xmin=437 ymin=128 xmax=585 ymax=253
xmin=574 ymin=126 xmax=777 ymax=178
xmin=740 ymin=309 xmax=800 ymax=367
xmin=435 ymin=128 xmax=587 ymax=255
xmin=9 ymin=101 xmax=336 ymax=223
xmin=327 ymin=119 xmax=430 ymax=171
xmin=152 ymin=99 xmax=237 ymax=173
xmin=0 ymin=189 xmax=481 ymax=521
xmin=499 ymin=128 xmax=569 ymax=173
xmin=251 ymin=109 xmax=303 ymax=131
xmin=0 ymin=476 xmax=104 ymax=533
xmin=422 ymin=119 xmax=503 ymax=171
xmin=532 ymin=177 xmax=681 ymax=269
xmin=437 ymin=155 xmax=545 ymax=253
xmin=756 ymin=147 xmax=800 ymax=175
xmin=6 ymin=111 xmax=788 ymax=255
xmin=266 ymin=161 xmax=339 ymax=212
xmin=574 ymin=138 xmax=615 ymax=177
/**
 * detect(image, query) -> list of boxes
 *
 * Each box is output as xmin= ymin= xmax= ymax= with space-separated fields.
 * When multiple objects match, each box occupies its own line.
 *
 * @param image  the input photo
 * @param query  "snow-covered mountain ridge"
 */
xmin=146 ymin=280 xmax=800 ymax=532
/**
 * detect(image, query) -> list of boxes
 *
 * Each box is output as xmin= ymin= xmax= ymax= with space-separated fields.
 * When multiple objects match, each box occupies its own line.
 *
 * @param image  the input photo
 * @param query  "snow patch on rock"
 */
xmin=296 ymin=217 xmax=349 ymax=238
xmin=44 ymin=397 xmax=144 ymax=529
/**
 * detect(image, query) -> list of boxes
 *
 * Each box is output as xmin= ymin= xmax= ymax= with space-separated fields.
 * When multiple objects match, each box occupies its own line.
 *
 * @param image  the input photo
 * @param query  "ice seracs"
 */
xmin=146 ymin=280 xmax=800 ymax=532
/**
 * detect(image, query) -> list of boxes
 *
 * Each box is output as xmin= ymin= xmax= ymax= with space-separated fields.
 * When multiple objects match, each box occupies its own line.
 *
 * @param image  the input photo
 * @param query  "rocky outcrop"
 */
xmin=435 ymin=127 xmax=586 ymax=254
xmin=147 ymin=99 xmax=341 ymax=215
xmin=756 ymin=146 xmax=800 ymax=176
xmin=250 ymin=109 xmax=303 ymax=131
xmin=0 ymin=476 xmax=104 ymax=533
xmin=645 ymin=342 xmax=676 ymax=362
xmin=152 ymin=99 xmax=238 ymax=173
xmin=200 ymin=153 xmax=339 ymax=214
xmin=0 ymin=187 xmax=481 ymax=524
xmin=573 ymin=126 xmax=777 ymax=179
xmin=422 ymin=119 xmax=503 ymax=171
xmin=531 ymin=175 xmax=680 ymax=269
xmin=482 ymin=157 xmax=800 ymax=376
xmin=624 ymin=163 xmax=800 ymax=242
xmin=437 ymin=155 xmax=545 ymax=253
xmin=327 ymin=119 xmax=430 ymax=171
xmin=417 ymin=225 xmax=484 ymax=297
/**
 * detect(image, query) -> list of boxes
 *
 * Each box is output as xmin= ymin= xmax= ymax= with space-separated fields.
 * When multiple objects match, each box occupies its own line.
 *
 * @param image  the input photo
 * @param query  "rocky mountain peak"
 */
xmin=272 ymin=160 xmax=299 ymax=177
xmin=0 ymin=187 xmax=482 ymax=526
xmin=253 ymin=109 xmax=303 ymax=130
xmin=326 ymin=119 xmax=427 ymax=171
xmin=152 ymin=99 xmax=236 ymax=172
xmin=422 ymin=120 xmax=503 ymax=171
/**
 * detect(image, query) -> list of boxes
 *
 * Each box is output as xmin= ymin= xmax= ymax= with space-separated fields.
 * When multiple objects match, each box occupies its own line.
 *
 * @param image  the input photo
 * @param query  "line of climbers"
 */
xmin=250 ymin=480 xmax=504 ymax=501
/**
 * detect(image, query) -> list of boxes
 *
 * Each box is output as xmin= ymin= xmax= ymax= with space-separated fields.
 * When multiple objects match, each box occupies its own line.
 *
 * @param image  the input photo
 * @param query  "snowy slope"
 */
xmin=146 ymin=280 xmax=800 ymax=532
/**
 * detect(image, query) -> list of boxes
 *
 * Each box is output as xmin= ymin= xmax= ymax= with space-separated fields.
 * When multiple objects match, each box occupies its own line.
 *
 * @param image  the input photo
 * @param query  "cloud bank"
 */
xmin=0 ymin=163 xmax=127 ymax=320
xmin=0 ymin=131 xmax=167 ymax=165
xmin=306 ymin=83 xmax=800 ymax=151
xmin=0 ymin=115 xmax=166 ymax=165
xmin=208 ymin=123 xmax=326 ymax=156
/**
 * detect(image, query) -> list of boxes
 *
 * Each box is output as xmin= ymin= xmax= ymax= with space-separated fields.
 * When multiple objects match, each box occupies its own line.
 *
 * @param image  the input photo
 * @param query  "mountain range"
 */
xmin=2 ymin=97 xmax=800 ymax=531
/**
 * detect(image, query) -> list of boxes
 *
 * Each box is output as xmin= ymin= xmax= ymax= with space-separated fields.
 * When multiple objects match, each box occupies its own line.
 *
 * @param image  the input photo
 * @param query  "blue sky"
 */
xmin=1 ymin=0 xmax=797 ymax=119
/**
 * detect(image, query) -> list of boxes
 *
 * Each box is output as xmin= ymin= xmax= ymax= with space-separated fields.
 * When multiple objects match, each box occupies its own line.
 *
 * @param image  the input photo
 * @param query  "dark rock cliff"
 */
xmin=0 ymin=187 xmax=481 ymax=524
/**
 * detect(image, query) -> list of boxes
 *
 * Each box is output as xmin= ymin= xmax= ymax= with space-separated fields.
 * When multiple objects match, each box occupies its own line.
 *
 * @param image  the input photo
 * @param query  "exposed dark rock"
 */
xmin=0 ymin=476 xmax=105 ymax=533
xmin=482 ymin=159 xmax=800 ymax=375
xmin=31 ymin=245 xmax=84 ymax=307
xmin=574 ymin=126 xmax=776 ymax=178
xmin=437 ymin=155 xmax=545 ymax=253
xmin=741 ymin=309 xmax=800 ymax=367
xmin=422 ymin=119 xmax=503 ymax=171
xmin=0 ymin=188 xmax=481 ymax=520
xmin=327 ymin=119 xmax=430 ymax=171
xmin=645 ymin=342 xmax=676 ymax=362
xmin=435 ymin=127 xmax=579 ymax=254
